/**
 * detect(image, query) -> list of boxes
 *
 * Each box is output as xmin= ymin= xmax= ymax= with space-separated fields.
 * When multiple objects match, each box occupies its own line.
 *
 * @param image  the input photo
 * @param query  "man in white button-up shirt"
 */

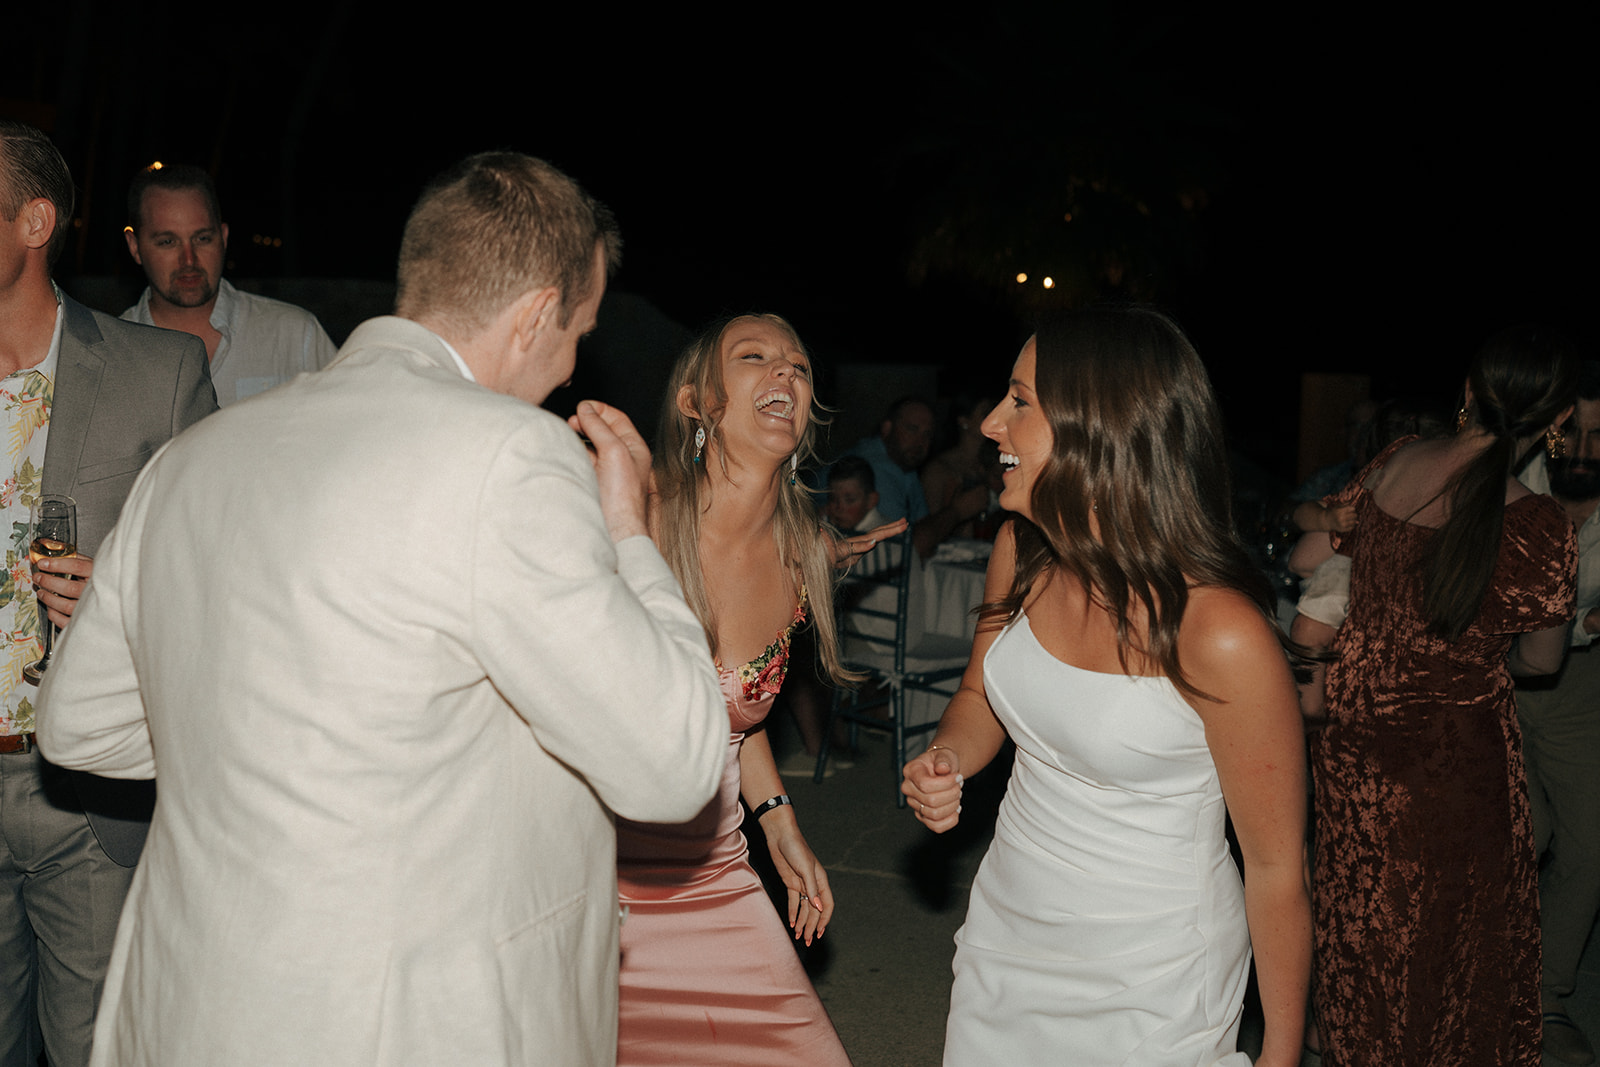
xmin=120 ymin=163 xmax=338 ymax=405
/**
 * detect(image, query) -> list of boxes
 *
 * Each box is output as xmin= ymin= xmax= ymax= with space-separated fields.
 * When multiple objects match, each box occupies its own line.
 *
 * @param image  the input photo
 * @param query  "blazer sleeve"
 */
xmin=469 ymin=420 xmax=725 ymax=823
xmin=34 ymin=447 xmax=165 ymax=778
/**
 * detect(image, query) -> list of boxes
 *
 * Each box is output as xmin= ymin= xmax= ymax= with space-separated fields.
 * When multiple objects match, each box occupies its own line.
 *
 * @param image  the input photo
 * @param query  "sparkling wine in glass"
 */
xmin=23 ymin=494 xmax=77 ymax=685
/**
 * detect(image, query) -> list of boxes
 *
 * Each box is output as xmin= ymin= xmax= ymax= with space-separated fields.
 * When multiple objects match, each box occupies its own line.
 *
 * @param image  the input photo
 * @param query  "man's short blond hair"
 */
xmin=0 ymin=119 xmax=75 ymax=267
xmin=396 ymin=152 xmax=620 ymax=335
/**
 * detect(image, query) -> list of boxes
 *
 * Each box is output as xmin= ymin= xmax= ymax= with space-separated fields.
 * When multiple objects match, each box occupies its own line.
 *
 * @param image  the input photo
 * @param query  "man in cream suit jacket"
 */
xmin=38 ymin=153 xmax=726 ymax=1066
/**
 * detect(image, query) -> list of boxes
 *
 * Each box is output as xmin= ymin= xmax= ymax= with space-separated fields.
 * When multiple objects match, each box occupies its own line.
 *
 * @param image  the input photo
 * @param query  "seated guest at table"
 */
xmin=922 ymin=395 xmax=1001 ymax=540
xmin=824 ymin=454 xmax=884 ymax=534
xmin=616 ymin=313 xmax=893 ymax=1064
xmin=848 ymin=396 xmax=933 ymax=521
xmin=847 ymin=397 xmax=988 ymax=560
xmin=779 ymin=454 xmax=903 ymax=778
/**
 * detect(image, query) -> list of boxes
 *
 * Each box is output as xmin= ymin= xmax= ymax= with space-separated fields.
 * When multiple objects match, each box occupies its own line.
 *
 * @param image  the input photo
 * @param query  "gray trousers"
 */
xmin=1519 ymin=646 xmax=1600 ymax=1000
xmin=0 ymin=748 xmax=135 ymax=1067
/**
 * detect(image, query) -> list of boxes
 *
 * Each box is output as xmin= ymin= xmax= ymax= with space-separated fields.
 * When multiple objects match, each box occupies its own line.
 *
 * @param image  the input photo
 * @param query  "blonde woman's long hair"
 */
xmin=654 ymin=313 xmax=858 ymax=685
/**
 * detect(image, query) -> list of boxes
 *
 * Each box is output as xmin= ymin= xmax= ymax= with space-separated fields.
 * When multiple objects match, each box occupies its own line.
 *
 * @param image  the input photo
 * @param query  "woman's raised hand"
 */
xmin=830 ymin=517 xmax=910 ymax=568
xmin=902 ymin=744 xmax=963 ymax=832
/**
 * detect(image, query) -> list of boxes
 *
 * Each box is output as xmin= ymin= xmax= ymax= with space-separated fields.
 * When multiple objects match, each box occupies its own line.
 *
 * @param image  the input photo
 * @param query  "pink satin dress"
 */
xmin=616 ymin=597 xmax=851 ymax=1066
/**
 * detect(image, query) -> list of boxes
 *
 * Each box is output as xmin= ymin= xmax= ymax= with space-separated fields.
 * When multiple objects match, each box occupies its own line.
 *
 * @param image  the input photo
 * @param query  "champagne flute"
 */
xmin=23 ymin=494 xmax=77 ymax=685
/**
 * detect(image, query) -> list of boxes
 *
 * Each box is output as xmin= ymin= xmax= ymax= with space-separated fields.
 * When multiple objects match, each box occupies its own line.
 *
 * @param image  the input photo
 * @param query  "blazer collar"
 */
xmin=41 ymin=295 xmax=106 ymax=495
xmin=340 ymin=316 xmax=475 ymax=381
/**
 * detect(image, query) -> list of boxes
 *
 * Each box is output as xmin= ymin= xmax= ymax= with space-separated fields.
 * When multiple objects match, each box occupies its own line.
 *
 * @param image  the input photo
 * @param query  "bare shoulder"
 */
xmin=1360 ymin=436 xmax=1425 ymax=489
xmin=1181 ymin=586 xmax=1279 ymax=659
xmin=992 ymin=519 xmax=1018 ymax=567
xmin=1178 ymin=586 xmax=1290 ymax=700
xmin=985 ymin=521 xmax=1020 ymax=592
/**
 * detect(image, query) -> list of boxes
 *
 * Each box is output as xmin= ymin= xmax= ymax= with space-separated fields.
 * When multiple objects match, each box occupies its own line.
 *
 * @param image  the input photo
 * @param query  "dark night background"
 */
xmin=5 ymin=4 xmax=1593 ymax=489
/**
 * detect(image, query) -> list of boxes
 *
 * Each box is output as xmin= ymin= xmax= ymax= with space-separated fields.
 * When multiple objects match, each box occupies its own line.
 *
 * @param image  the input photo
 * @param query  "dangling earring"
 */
xmin=693 ymin=426 xmax=706 ymax=464
xmin=1455 ymin=406 xmax=1469 ymax=433
xmin=789 ymin=452 xmax=799 ymax=486
xmin=1547 ymin=425 xmax=1566 ymax=460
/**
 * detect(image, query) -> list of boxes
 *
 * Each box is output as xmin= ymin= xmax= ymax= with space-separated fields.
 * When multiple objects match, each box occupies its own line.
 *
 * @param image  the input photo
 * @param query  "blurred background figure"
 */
xmin=844 ymin=397 xmax=987 ymax=559
xmin=844 ymin=396 xmax=935 ymax=523
xmin=1517 ymin=358 xmax=1600 ymax=1065
xmin=1297 ymin=324 xmax=1579 ymax=1067
xmin=823 ymin=454 xmax=883 ymax=534
xmin=121 ymin=163 xmax=337 ymax=405
xmin=921 ymin=395 xmax=1002 ymax=541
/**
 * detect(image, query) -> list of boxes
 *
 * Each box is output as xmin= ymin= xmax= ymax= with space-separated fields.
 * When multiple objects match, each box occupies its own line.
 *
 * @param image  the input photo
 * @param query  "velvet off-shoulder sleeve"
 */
xmin=1475 ymin=492 xmax=1578 ymax=635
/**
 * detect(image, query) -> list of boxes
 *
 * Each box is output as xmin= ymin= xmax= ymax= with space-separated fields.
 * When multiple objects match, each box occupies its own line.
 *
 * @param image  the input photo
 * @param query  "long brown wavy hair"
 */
xmin=653 ymin=314 xmax=857 ymax=685
xmin=981 ymin=305 xmax=1283 ymax=700
xmin=1422 ymin=325 xmax=1578 ymax=640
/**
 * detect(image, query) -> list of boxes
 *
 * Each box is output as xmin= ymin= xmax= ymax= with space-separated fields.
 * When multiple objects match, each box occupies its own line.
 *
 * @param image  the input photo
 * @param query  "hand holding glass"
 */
xmin=23 ymin=494 xmax=77 ymax=684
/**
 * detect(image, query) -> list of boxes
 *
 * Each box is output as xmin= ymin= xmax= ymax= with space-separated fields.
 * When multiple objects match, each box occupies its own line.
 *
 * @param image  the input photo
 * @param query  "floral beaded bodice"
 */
xmin=715 ymin=587 xmax=808 ymax=729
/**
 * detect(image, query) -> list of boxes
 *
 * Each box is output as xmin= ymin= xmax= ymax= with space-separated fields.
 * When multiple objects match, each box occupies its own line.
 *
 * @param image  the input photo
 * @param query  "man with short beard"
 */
xmin=120 ymin=163 xmax=336 ymax=405
xmin=1518 ymin=358 xmax=1600 ymax=1065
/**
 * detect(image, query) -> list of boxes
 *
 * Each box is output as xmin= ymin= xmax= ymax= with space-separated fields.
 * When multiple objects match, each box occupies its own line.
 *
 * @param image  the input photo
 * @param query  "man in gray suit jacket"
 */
xmin=0 ymin=120 xmax=217 ymax=1067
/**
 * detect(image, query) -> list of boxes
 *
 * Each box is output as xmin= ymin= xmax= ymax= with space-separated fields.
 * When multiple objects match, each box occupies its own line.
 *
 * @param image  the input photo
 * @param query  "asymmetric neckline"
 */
xmin=716 ymin=587 xmax=809 ymax=676
xmin=1013 ymin=613 xmax=1169 ymax=682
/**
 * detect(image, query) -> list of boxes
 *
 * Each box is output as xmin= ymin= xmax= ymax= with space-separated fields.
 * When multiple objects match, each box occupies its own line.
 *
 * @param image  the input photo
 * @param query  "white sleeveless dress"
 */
xmin=943 ymin=615 xmax=1252 ymax=1066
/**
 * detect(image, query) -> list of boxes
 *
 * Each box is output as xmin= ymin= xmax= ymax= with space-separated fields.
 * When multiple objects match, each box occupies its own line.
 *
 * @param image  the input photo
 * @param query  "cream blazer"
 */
xmin=38 ymin=316 xmax=725 ymax=1066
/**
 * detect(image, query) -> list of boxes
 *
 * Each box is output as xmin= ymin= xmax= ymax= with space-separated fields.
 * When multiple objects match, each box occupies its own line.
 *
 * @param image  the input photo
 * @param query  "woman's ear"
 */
xmin=675 ymin=383 xmax=698 ymax=420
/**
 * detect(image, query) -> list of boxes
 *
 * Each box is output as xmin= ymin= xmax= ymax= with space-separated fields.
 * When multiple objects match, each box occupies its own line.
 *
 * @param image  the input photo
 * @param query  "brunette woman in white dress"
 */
xmin=902 ymin=307 xmax=1311 ymax=1067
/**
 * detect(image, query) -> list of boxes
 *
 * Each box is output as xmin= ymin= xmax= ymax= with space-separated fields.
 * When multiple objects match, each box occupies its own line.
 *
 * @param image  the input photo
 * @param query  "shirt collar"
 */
xmin=10 ymin=282 xmax=67 ymax=381
xmin=434 ymin=334 xmax=476 ymax=382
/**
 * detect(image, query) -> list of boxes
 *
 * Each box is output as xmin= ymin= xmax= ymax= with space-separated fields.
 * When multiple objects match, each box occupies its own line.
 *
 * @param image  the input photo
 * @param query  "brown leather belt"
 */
xmin=0 ymin=733 xmax=37 ymax=754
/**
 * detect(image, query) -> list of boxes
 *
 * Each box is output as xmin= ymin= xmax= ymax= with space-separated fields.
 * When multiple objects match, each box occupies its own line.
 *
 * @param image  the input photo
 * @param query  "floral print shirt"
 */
xmin=1 ymin=295 xmax=60 ymax=735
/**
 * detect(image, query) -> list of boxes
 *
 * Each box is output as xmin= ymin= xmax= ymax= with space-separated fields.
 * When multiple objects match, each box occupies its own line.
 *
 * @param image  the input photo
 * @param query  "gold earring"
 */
xmin=1455 ymin=406 xmax=1469 ymax=433
xmin=1547 ymin=426 xmax=1566 ymax=460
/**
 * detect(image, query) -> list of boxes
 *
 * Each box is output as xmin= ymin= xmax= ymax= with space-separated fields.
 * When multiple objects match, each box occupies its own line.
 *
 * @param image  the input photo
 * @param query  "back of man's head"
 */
xmin=396 ymin=152 xmax=621 ymax=339
xmin=127 ymin=163 xmax=222 ymax=234
xmin=0 ymin=120 xmax=75 ymax=267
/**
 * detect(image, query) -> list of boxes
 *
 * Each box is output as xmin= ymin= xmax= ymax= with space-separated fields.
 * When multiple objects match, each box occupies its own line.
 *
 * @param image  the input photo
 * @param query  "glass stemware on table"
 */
xmin=23 ymin=494 xmax=77 ymax=685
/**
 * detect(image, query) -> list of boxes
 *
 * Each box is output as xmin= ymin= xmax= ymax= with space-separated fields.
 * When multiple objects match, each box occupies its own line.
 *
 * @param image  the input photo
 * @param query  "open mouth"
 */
xmin=999 ymin=451 xmax=1020 ymax=472
xmin=756 ymin=389 xmax=796 ymax=420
